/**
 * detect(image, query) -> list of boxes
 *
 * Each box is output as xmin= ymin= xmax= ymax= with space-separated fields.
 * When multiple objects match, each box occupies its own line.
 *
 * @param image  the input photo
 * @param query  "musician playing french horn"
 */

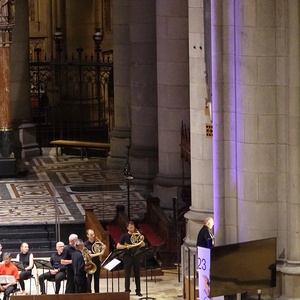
xmin=84 ymin=229 xmax=107 ymax=293
xmin=72 ymin=239 xmax=88 ymax=293
xmin=117 ymin=220 xmax=145 ymax=297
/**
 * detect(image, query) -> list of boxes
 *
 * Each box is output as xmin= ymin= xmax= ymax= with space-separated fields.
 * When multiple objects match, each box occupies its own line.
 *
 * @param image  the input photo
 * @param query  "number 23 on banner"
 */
xmin=198 ymin=257 xmax=207 ymax=271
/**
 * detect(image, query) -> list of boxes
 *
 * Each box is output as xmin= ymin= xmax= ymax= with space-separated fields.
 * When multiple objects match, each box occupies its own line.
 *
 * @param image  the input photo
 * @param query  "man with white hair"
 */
xmin=61 ymin=234 xmax=78 ymax=293
xmin=196 ymin=217 xmax=215 ymax=248
xmin=38 ymin=242 xmax=66 ymax=294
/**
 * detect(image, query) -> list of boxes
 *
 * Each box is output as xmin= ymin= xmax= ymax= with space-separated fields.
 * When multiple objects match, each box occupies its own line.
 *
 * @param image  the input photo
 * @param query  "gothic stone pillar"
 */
xmin=0 ymin=0 xmax=17 ymax=176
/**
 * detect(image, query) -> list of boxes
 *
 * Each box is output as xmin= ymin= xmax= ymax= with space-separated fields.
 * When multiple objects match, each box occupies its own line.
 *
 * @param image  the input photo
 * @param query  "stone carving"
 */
xmin=0 ymin=0 xmax=15 ymax=24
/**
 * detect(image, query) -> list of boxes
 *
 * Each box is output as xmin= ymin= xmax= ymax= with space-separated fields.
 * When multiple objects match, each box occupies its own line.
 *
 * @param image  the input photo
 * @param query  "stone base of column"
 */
xmin=0 ymin=158 xmax=17 ymax=177
xmin=129 ymin=146 xmax=158 ymax=184
xmin=153 ymin=174 xmax=190 ymax=209
xmin=0 ymin=129 xmax=14 ymax=158
xmin=106 ymin=134 xmax=131 ymax=169
xmin=277 ymin=265 xmax=300 ymax=299
xmin=17 ymin=122 xmax=40 ymax=158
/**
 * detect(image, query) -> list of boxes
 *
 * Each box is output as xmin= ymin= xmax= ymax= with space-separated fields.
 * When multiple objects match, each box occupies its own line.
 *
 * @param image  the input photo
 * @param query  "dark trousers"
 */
xmin=38 ymin=271 xmax=66 ymax=294
xmin=19 ymin=270 xmax=32 ymax=291
xmin=74 ymin=274 xmax=87 ymax=293
xmin=2 ymin=284 xmax=17 ymax=300
xmin=124 ymin=256 xmax=141 ymax=293
xmin=87 ymin=259 xmax=100 ymax=293
xmin=65 ymin=266 xmax=75 ymax=293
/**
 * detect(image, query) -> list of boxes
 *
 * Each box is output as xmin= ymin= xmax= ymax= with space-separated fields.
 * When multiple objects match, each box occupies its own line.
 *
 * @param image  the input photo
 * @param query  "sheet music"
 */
xmin=0 ymin=275 xmax=16 ymax=284
xmin=103 ymin=258 xmax=121 ymax=271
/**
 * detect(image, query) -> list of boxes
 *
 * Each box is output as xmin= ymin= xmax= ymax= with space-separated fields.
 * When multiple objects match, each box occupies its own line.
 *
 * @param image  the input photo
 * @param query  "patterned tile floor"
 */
xmin=0 ymin=152 xmax=150 ymax=225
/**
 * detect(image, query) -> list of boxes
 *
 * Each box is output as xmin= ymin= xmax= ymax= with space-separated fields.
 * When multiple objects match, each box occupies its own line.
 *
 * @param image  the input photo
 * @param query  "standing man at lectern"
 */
xmin=117 ymin=221 xmax=145 ymax=297
xmin=197 ymin=217 xmax=215 ymax=248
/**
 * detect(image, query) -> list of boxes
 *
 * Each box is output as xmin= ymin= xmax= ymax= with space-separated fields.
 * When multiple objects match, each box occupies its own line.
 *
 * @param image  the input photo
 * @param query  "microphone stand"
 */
xmin=123 ymin=145 xmax=133 ymax=220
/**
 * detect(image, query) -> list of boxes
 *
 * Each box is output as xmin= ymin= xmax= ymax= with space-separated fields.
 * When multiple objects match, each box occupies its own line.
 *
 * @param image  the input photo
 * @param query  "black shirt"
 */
xmin=61 ymin=244 xmax=76 ymax=269
xmin=119 ymin=232 xmax=139 ymax=256
xmin=50 ymin=252 xmax=66 ymax=272
xmin=72 ymin=250 xmax=85 ymax=276
xmin=84 ymin=240 xmax=100 ymax=263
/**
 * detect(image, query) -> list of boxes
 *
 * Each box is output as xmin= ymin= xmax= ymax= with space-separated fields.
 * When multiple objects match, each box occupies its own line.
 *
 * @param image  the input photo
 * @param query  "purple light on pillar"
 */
xmin=211 ymin=0 xmax=240 ymax=242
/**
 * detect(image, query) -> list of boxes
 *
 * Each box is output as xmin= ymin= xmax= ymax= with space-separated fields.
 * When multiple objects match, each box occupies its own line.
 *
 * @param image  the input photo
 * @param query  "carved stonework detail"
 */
xmin=0 ymin=0 xmax=15 ymax=25
xmin=0 ymin=0 xmax=15 ymax=46
xmin=29 ymin=0 xmax=36 ymax=21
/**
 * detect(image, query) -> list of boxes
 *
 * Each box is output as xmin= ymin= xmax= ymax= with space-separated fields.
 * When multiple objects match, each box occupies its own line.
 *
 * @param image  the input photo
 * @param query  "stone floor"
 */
xmin=21 ymin=267 xmax=184 ymax=299
xmin=0 ymin=151 xmax=150 ymax=226
xmin=0 ymin=149 xmax=185 ymax=299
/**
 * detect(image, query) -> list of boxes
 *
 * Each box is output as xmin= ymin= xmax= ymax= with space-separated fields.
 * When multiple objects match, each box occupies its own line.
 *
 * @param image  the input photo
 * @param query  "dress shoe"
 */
xmin=136 ymin=292 xmax=143 ymax=296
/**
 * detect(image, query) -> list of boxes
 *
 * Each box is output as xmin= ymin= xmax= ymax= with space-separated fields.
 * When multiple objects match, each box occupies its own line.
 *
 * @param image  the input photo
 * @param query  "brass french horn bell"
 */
xmin=82 ymin=247 xmax=97 ymax=274
xmin=90 ymin=237 xmax=105 ymax=257
xmin=126 ymin=229 xmax=143 ymax=249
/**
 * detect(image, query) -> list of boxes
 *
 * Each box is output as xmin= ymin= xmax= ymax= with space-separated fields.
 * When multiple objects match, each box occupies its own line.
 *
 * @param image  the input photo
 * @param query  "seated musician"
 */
xmin=38 ymin=242 xmax=66 ymax=294
xmin=0 ymin=253 xmax=19 ymax=300
xmin=16 ymin=242 xmax=34 ymax=295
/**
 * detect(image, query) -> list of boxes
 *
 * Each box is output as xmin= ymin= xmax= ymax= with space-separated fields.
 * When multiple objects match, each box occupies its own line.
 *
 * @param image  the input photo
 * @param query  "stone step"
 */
xmin=0 ymin=223 xmax=85 ymax=258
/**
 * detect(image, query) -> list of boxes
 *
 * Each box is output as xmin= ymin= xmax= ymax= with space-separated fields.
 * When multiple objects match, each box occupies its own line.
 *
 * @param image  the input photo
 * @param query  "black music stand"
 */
xmin=34 ymin=259 xmax=52 ymax=275
xmin=135 ymin=245 xmax=157 ymax=300
xmin=101 ymin=249 xmax=126 ymax=292
xmin=12 ymin=261 xmax=26 ymax=272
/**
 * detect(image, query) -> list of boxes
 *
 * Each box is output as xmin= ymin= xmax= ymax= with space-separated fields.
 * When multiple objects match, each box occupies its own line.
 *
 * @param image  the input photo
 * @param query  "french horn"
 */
xmin=90 ymin=237 xmax=105 ymax=257
xmin=126 ymin=229 xmax=144 ymax=249
xmin=82 ymin=247 xmax=97 ymax=274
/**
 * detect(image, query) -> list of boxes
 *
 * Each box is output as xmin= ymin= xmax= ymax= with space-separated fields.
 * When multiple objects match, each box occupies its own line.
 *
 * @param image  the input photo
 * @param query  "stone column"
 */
xmin=0 ymin=1 xmax=15 ymax=160
xmin=154 ymin=0 xmax=190 ymax=208
xmin=107 ymin=0 xmax=131 ymax=169
xmin=128 ymin=0 xmax=158 ymax=182
xmin=182 ymin=0 xmax=213 ymax=281
xmin=184 ymin=0 xmax=213 ymax=245
xmin=211 ymin=0 xmax=233 ymax=246
xmin=279 ymin=1 xmax=300 ymax=298
xmin=10 ymin=0 xmax=39 ymax=158
xmin=0 ymin=0 xmax=17 ymax=176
